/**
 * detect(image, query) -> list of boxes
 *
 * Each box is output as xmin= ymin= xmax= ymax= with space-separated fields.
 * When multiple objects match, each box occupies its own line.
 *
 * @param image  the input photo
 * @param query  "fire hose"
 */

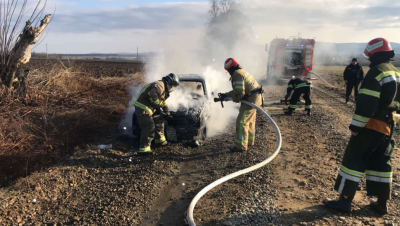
xmin=311 ymin=72 xmax=336 ymax=88
xmin=186 ymin=100 xmax=282 ymax=226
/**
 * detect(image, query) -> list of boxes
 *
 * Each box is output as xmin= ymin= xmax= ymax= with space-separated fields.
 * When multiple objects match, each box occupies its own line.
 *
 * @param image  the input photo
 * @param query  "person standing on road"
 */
xmin=216 ymin=58 xmax=263 ymax=152
xmin=324 ymin=38 xmax=399 ymax=215
xmin=134 ymin=73 xmax=179 ymax=155
xmin=344 ymin=58 xmax=364 ymax=103
xmin=284 ymin=77 xmax=312 ymax=116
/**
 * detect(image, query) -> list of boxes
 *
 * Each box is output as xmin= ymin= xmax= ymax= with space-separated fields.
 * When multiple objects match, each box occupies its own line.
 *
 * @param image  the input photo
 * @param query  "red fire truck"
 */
xmin=265 ymin=37 xmax=316 ymax=81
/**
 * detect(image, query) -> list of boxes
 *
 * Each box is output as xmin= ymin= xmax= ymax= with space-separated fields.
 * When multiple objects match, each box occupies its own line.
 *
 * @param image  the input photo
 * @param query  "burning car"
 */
xmin=132 ymin=74 xmax=211 ymax=145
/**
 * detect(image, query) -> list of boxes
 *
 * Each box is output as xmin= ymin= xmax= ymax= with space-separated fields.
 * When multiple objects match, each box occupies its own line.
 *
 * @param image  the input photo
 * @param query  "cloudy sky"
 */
xmin=31 ymin=0 xmax=400 ymax=53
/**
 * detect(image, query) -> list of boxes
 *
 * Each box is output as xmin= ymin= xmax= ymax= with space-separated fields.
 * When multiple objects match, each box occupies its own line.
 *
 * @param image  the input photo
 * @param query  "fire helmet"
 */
xmin=364 ymin=38 xmax=393 ymax=58
xmin=224 ymin=58 xmax=239 ymax=70
xmin=162 ymin=73 xmax=180 ymax=92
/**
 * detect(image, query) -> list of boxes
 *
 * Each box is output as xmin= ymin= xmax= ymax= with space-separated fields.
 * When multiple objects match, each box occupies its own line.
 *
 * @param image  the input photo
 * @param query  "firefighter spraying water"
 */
xmin=214 ymin=58 xmax=264 ymax=152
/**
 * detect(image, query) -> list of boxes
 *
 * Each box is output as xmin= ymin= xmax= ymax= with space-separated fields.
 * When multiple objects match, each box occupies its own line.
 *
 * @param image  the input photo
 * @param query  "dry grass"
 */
xmin=0 ymin=60 xmax=142 ymax=187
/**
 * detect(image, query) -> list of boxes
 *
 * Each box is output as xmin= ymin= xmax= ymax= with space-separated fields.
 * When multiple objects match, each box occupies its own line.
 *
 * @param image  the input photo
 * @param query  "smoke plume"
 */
xmin=120 ymin=0 xmax=267 ymax=138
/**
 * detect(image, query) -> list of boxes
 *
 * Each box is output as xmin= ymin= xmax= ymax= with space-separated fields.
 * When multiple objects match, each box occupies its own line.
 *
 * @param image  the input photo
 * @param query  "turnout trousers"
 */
xmin=288 ymin=86 xmax=312 ymax=111
xmin=135 ymin=107 xmax=166 ymax=152
xmin=334 ymin=128 xmax=395 ymax=200
xmin=346 ymin=83 xmax=360 ymax=101
xmin=235 ymin=94 xmax=262 ymax=151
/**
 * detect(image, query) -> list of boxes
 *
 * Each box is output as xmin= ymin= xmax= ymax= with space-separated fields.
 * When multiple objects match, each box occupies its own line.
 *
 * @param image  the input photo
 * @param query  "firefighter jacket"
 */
xmin=350 ymin=62 xmax=400 ymax=135
xmin=134 ymin=81 xmax=169 ymax=116
xmin=226 ymin=69 xmax=261 ymax=103
xmin=287 ymin=78 xmax=310 ymax=94
xmin=344 ymin=63 xmax=364 ymax=84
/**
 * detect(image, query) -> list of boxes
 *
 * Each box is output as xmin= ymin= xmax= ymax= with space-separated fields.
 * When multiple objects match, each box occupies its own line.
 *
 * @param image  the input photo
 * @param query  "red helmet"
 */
xmin=364 ymin=38 xmax=393 ymax=58
xmin=224 ymin=58 xmax=239 ymax=70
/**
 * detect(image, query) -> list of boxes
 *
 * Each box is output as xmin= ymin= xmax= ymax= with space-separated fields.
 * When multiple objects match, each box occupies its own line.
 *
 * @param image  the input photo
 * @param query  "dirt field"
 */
xmin=0 ymin=63 xmax=399 ymax=225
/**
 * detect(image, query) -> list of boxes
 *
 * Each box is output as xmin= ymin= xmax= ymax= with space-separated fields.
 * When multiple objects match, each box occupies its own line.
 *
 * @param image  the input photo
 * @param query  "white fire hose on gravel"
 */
xmin=186 ymin=100 xmax=282 ymax=226
xmin=311 ymin=72 xmax=336 ymax=88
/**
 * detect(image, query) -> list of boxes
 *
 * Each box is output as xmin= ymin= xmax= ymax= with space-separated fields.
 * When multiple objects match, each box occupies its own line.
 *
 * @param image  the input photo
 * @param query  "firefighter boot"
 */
xmin=323 ymin=195 xmax=353 ymax=213
xmin=157 ymin=141 xmax=168 ymax=147
xmin=138 ymin=146 xmax=153 ymax=156
xmin=284 ymin=109 xmax=293 ymax=116
xmin=306 ymin=109 xmax=311 ymax=116
xmin=370 ymin=199 xmax=388 ymax=215
xmin=138 ymin=151 xmax=153 ymax=156
xmin=345 ymin=98 xmax=349 ymax=104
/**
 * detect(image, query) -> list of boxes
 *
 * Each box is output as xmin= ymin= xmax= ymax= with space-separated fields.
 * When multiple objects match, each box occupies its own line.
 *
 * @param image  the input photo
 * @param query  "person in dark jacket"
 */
xmin=324 ymin=38 xmax=399 ymax=215
xmin=344 ymin=58 xmax=364 ymax=103
xmin=284 ymin=77 xmax=312 ymax=116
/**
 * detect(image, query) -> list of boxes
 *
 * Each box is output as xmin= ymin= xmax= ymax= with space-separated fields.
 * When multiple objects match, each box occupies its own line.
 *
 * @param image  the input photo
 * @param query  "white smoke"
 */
xmin=144 ymin=51 xmax=239 ymax=138
xmin=120 ymin=0 xmax=267 ymax=138
xmin=119 ymin=84 xmax=144 ymax=136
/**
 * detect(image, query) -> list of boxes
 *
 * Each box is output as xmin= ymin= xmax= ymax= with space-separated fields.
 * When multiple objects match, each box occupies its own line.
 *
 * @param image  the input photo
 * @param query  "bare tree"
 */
xmin=0 ymin=0 xmax=51 ymax=101
xmin=205 ymin=0 xmax=251 ymax=55
xmin=209 ymin=0 xmax=219 ymax=19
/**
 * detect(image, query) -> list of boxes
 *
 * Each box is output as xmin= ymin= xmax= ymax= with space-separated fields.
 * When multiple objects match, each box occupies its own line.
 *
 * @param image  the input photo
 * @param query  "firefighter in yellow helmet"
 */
xmin=216 ymin=58 xmax=263 ymax=152
xmin=134 ymin=73 xmax=179 ymax=155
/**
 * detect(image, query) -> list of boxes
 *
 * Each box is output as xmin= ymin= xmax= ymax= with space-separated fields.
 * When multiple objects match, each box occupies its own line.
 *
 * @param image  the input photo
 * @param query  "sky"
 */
xmin=27 ymin=0 xmax=400 ymax=53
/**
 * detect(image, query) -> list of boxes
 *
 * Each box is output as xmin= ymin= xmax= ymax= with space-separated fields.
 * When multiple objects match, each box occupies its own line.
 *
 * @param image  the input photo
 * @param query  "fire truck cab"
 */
xmin=266 ymin=37 xmax=315 ymax=81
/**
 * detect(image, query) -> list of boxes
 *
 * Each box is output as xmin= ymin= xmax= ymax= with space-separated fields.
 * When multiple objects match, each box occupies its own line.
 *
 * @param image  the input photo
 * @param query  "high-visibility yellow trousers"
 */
xmin=135 ymin=107 xmax=166 ymax=152
xmin=234 ymin=94 xmax=262 ymax=150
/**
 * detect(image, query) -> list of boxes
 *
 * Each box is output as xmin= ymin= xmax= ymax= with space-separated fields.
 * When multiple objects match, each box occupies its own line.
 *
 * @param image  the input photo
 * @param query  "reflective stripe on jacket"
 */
xmin=351 ymin=62 xmax=400 ymax=134
xmin=134 ymin=81 xmax=168 ymax=115
xmin=287 ymin=78 xmax=310 ymax=93
xmin=226 ymin=69 xmax=260 ymax=103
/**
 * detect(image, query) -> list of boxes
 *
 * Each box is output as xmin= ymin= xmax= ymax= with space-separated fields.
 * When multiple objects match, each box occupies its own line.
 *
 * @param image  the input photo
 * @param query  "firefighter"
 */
xmin=134 ymin=73 xmax=179 ymax=155
xmin=323 ymin=38 xmax=399 ymax=215
xmin=284 ymin=77 xmax=312 ymax=116
xmin=344 ymin=58 xmax=364 ymax=103
xmin=218 ymin=58 xmax=263 ymax=152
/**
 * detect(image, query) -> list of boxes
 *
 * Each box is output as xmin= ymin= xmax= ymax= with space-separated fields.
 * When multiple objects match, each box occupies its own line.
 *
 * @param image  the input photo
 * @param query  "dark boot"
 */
xmin=323 ymin=195 xmax=353 ymax=213
xmin=284 ymin=109 xmax=293 ymax=115
xmin=157 ymin=141 xmax=168 ymax=147
xmin=138 ymin=151 xmax=153 ymax=156
xmin=370 ymin=199 xmax=388 ymax=215
xmin=306 ymin=110 xmax=311 ymax=116
xmin=345 ymin=98 xmax=349 ymax=104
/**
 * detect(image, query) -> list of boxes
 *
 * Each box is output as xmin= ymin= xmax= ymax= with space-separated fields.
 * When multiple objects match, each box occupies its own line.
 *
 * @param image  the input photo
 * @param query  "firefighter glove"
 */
xmin=284 ymin=94 xmax=290 ymax=105
xmin=154 ymin=108 xmax=162 ymax=116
